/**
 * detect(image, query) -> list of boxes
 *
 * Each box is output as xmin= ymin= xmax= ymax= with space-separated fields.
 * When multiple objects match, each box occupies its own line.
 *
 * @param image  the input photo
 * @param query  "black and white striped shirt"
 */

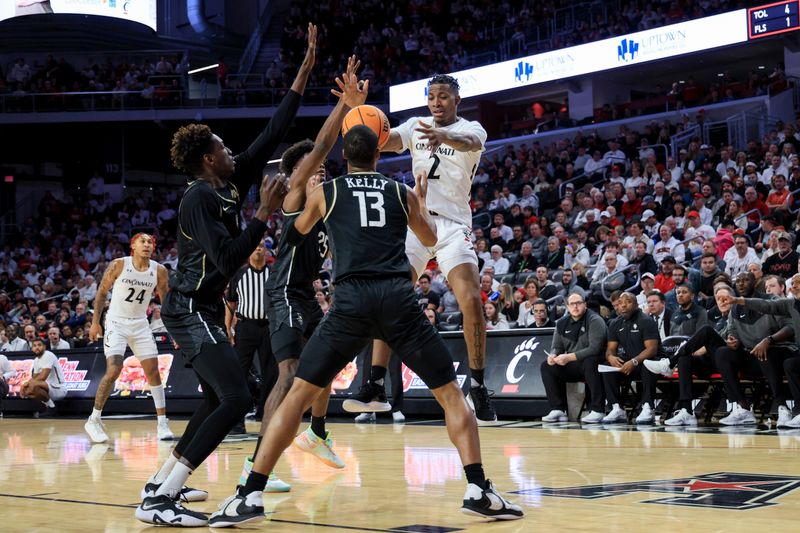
xmin=227 ymin=264 xmax=269 ymax=320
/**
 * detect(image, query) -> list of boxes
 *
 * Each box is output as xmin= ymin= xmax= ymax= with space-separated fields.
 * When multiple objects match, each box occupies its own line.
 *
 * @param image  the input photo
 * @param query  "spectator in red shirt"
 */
xmin=766 ymin=174 xmax=790 ymax=211
xmin=621 ymin=188 xmax=643 ymax=220
xmin=653 ymin=255 xmax=677 ymax=294
xmin=742 ymin=186 xmax=770 ymax=222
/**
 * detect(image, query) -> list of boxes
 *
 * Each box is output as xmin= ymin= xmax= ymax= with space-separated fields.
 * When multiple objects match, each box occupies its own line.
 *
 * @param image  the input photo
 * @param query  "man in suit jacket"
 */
xmin=645 ymin=290 xmax=672 ymax=341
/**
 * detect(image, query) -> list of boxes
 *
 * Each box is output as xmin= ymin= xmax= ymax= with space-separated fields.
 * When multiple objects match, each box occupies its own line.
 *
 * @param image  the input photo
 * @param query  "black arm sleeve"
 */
xmin=231 ymin=90 xmax=303 ymax=192
xmin=183 ymin=190 xmax=268 ymax=278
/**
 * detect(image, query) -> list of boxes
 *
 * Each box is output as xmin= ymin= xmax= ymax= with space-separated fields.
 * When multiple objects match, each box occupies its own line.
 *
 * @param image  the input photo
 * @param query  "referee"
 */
xmin=226 ymin=240 xmax=279 ymax=434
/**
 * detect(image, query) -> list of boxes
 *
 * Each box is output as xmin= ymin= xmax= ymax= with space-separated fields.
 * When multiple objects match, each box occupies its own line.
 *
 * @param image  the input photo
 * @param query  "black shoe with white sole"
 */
xmin=342 ymin=381 xmax=392 ymax=413
xmin=467 ymin=384 xmax=498 ymax=426
xmin=140 ymin=479 xmax=209 ymax=502
xmin=209 ymin=486 xmax=265 ymax=528
xmin=135 ymin=494 xmax=208 ymax=527
xmin=461 ymin=480 xmax=524 ymax=521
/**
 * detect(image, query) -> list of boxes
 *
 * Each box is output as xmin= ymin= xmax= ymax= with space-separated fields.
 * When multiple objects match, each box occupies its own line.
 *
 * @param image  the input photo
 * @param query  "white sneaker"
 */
xmin=355 ymin=412 xmax=376 ymax=423
xmin=635 ymin=404 xmax=655 ymax=425
xmin=157 ymin=418 xmax=175 ymax=440
xmin=392 ymin=411 xmax=405 ymax=423
xmin=719 ymin=404 xmax=757 ymax=426
xmin=460 ymin=479 xmax=524 ymax=520
xmin=785 ymin=413 xmax=800 ymax=428
xmin=643 ymin=358 xmax=674 ymax=377
xmin=664 ymin=408 xmax=698 ymax=426
xmin=602 ymin=404 xmax=627 ymax=423
xmin=541 ymin=409 xmax=568 ymax=422
xmin=777 ymin=406 xmax=792 ymax=428
xmin=266 ymin=472 xmax=291 ymax=493
xmin=85 ymin=416 xmax=109 ymax=443
xmin=580 ymin=411 xmax=605 ymax=424
xmin=209 ymin=486 xmax=264 ymax=528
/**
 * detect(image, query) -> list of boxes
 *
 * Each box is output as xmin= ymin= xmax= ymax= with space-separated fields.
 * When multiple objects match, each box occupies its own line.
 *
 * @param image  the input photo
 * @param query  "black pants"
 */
xmin=357 ymin=343 xmax=404 ymax=413
xmin=540 ymin=356 xmax=604 ymax=413
xmin=234 ymin=318 xmax=278 ymax=416
xmin=784 ymin=356 xmax=800 ymax=416
xmin=714 ymin=346 xmax=790 ymax=411
xmin=173 ymin=343 xmax=252 ymax=468
xmin=668 ymin=325 xmax=726 ymax=367
xmin=0 ymin=378 xmax=8 ymax=410
xmin=602 ymin=363 xmax=657 ymax=407
xmin=668 ymin=325 xmax=723 ymax=411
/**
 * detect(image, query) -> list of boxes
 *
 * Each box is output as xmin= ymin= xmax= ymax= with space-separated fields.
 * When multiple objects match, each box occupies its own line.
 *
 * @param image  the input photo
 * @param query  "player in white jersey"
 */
xmin=85 ymin=233 xmax=174 ymax=443
xmin=343 ymin=74 xmax=498 ymax=425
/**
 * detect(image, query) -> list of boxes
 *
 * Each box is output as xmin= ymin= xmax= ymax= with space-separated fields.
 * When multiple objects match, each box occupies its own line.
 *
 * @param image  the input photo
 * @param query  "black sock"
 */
xmin=370 ymin=365 xmax=387 ymax=386
xmin=244 ymin=471 xmax=269 ymax=493
xmin=464 ymin=463 xmax=486 ymax=488
xmin=471 ymin=368 xmax=485 ymax=387
xmin=253 ymin=436 xmax=263 ymax=458
xmin=311 ymin=416 xmax=327 ymax=439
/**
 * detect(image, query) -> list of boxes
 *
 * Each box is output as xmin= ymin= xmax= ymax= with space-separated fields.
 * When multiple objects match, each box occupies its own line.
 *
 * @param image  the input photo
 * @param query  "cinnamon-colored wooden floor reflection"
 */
xmin=2 ymin=417 xmax=800 ymax=532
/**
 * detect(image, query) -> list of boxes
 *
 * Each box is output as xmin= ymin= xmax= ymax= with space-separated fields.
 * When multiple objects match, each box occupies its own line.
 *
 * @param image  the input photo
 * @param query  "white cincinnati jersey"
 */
xmin=107 ymin=257 xmax=158 ymax=320
xmin=394 ymin=116 xmax=487 ymax=227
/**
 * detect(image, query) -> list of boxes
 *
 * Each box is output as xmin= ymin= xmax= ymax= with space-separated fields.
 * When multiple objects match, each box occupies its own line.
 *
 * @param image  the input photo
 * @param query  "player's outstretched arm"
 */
xmin=415 ymin=120 xmax=483 ymax=152
xmin=283 ymin=56 xmax=367 ymax=213
xmin=233 ymin=24 xmax=317 ymax=189
xmin=89 ymin=258 xmax=122 ymax=342
xmin=381 ymin=130 xmax=404 ymax=153
xmin=406 ymin=173 xmax=437 ymax=247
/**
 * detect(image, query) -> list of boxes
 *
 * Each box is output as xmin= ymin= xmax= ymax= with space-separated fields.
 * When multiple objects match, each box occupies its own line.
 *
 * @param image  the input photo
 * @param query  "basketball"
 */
xmin=342 ymin=105 xmax=390 ymax=149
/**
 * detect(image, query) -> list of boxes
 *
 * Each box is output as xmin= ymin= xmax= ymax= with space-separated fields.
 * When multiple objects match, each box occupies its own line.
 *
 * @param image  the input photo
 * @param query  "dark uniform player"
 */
xmin=134 ymin=24 xmax=317 ymax=528
xmin=238 ymin=56 xmax=369 ymax=488
xmin=209 ymin=125 xmax=523 ymax=528
xmin=225 ymin=240 xmax=279 ymax=434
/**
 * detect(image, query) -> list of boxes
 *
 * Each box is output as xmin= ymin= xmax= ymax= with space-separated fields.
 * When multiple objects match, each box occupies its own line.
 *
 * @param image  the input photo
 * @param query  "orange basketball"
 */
xmin=342 ymin=104 xmax=390 ymax=149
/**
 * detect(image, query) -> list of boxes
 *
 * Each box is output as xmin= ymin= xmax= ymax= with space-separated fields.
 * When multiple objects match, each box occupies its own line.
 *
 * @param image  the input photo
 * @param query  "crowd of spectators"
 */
xmin=1 ymin=53 xmax=186 ymax=111
xmin=275 ymin=0 xmax=752 ymax=93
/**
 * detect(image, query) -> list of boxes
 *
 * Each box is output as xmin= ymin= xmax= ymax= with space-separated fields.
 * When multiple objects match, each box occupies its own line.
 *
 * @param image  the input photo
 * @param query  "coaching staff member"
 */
xmin=541 ymin=292 xmax=607 ymax=424
xmin=226 ymin=240 xmax=279 ymax=433
xmin=135 ymin=24 xmax=317 ymax=527
xmin=602 ymin=292 xmax=659 ymax=425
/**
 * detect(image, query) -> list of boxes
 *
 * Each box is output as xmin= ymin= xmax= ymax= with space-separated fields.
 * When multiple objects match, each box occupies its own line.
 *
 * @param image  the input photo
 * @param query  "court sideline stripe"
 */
xmin=0 ymin=493 xmax=454 ymax=532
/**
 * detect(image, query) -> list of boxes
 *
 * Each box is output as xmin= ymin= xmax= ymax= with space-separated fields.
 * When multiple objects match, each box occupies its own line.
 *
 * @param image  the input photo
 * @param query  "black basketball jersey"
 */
xmin=322 ymin=172 xmax=411 ymax=284
xmin=266 ymin=214 xmax=328 ymax=295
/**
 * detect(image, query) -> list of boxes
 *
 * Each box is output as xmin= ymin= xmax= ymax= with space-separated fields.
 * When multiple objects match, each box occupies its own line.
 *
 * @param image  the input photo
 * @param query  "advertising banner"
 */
xmin=4 ymin=329 xmax=554 ymax=404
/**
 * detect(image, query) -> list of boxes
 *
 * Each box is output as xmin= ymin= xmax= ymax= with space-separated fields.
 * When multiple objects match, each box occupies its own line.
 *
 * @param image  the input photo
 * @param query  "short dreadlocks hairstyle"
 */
xmin=428 ymin=74 xmax=460 ymax=93
xmin=170 ymin=124 xmax=215 ymax=174
xmin=279 ymin=139 xmax=315 ymax=175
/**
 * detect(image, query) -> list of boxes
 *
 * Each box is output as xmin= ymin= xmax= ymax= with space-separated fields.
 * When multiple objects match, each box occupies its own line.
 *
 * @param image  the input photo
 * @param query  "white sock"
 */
xmin=155 ymin=462 xmax=192 ymax=498
xmin=91 ymin=408 xmax=102 ymax=420
xmin=153 ymin=453 xmax=179 ymax=483
xmin=157 ymin=414 xmax=167 ymax=424
xmin=151 ymin=384 xmax=166 ymax=410
xmin=613 ymin=403 xmax=621 ymax=410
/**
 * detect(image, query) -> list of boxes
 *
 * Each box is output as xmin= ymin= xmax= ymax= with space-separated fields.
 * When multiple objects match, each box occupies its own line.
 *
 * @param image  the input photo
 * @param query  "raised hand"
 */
xmin=300 ymin=23 xmax=317 ymax=73
xmin=331 ymin=58 xmax=369 ymax=108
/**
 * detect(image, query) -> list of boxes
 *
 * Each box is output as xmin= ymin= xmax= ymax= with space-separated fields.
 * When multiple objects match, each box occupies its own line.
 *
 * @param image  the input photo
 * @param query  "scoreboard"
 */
xmin=749 ymin=0 xmax=800 ymax=39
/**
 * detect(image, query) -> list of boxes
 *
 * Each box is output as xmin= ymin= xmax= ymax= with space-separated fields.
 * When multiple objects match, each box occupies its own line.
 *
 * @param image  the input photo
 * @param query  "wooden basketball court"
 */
xmin=2 ymin=417 xmax=800 ymax=531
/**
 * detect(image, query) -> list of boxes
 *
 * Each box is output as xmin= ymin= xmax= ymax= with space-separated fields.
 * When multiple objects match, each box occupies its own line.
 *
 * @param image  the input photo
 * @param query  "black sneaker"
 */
xmin=467 ymin=384 xmax=498 ymax=426
xmin=135 ymin=494 xmax=208 ymax=526
xmin=461 ymin=479 xmax=524 ymax=520
xmin=342 ymin=381 xmax=392 ymax=413
xmin=209 ymin=485 xmax=265 ymax=528
xmin=228 ymin=420 xmax=247 ymax=435
xmin=140 ymin=478 xmax=208 ymax=502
